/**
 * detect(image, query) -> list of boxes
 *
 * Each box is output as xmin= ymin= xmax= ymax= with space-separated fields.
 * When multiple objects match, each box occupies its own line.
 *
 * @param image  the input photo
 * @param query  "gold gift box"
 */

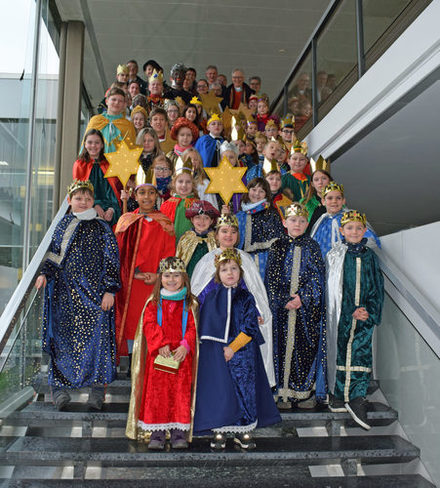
xmin=153 ymin=354 xmax=180 ymax=374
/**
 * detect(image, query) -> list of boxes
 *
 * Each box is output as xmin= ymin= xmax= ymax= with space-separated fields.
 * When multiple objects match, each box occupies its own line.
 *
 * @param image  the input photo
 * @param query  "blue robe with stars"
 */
xmin=41 ymin=214 xmax=120 ymax=389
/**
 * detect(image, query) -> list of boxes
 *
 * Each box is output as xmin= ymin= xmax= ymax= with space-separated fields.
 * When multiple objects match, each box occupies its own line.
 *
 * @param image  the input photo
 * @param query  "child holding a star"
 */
xmin=115 ymin=183 xmax=175 ymax=376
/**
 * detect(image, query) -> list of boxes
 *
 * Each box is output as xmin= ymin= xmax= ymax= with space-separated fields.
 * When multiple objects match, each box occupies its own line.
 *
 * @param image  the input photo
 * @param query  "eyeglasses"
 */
xmin=154 ymin=166 xmax=170 ymax=173
xmin=282 ymin=129 xmax=294 ymax=134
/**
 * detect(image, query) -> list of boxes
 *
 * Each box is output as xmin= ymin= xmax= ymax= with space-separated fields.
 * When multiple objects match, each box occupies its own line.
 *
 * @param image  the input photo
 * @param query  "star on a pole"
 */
xmin=200 ymin=90 xmax=223 ymax=115
xmin=104 ymin=139 xmax=142 ymax=187
xmin=204 ymin=155 xmax=248 ymax=205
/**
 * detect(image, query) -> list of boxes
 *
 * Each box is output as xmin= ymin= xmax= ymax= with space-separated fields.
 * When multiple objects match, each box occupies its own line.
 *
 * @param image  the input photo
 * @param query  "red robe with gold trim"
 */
xmin=115 ymin=210 xmax=175 ymax=355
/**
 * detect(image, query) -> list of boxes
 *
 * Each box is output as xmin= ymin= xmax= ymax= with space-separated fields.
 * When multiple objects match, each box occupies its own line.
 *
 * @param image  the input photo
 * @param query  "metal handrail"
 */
xmin=379 ymin=254 xmax=440 ymax=360
xmin=0 ymin=198 xmax=69 ymax=355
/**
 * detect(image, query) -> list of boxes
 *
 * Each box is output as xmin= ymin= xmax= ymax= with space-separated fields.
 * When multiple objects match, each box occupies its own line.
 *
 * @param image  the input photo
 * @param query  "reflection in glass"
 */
xmin=287 ymin=50 xmax=312 ymax=135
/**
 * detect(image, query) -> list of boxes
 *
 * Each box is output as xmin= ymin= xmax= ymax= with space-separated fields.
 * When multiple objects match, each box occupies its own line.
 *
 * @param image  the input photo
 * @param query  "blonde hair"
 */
xmin=181 ymin=147 xmax=208 ymax=186
xmin=149 ymin=270 xmax=197 ymax=310
xmin=169 ymin=172 xmax=200 ymax=198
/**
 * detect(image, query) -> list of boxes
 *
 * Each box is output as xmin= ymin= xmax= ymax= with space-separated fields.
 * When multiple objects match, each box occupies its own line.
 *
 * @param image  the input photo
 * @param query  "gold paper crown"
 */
xmin=291 ymin=139 xmax=308 ymax=155
xmin=67 ymin=179 xmax=94 ymax=196
xmin=284 ymin=202 xmax=309 ymax=219
xmin=322 ymin=181 xmax=344 ymax=198
xmin=231 ymin=116 xmax=245 ymax=141
xmin=265 ymin=119 xmax=278 ymax=130
xmin=214 ymin=248 xmax=242 ymax=268
xmin=340 ymin=210 xmax=366 ymax=227
xmin=216 ymin=213 xmax=239 ymax=229
xmin=190 ymin=96 xmax=202 ymax=105
xmin=207 ymin=113 xmax=222 ymax=125
xmin=262 ymin=157 xmax=279 ymax=175
xmin=159 ymin=257 xmax=186 ymax=273
xmin=281 ymin=115 xmax=295 ymax=129
xmin=149 ymin=69 xmax=164 ymax=84
xmin=117 ymin=64 xmax=129 ymax=75
xmin=175 ymin=156 xmax=193 ymax=176
xmin=131 ymin=105 xmax=148 ymax=119
xmin=310 ymin=155 xmax=330 ymax=173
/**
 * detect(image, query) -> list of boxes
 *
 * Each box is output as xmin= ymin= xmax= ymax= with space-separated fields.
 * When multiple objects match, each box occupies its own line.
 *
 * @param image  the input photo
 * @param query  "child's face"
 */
xmin=135 ymin=186 xmax=157 ymax=212
xmin=280 ymin=127 xmax=295 ymax=143
xmin=133 ymin=113 xmax=146 ymax=131
xmin=106 ymin=94 xmax=126 ymax=115
xmin=128 ymin=83 xmax=140 ymax=98
xmin=265 ymin=126 xmax=278 ymax=139
xmin=248 ymin=99 xmax=258 ymax=112
xmin=218 ymin=261 xmax=241 ymax=287
xmin=234 ymin=140 xmax=246 ymax=154
xmin=255 ymin=138 xmax=266 ymax=154
xmin=324 ymin=190 xmax=345 ymax=215
xmin=149 ymin=80 xmax=162 ymax=96
xmin=246 ymin=123 xmax=258 ymax=137
xmin=277 ymin=149 xmax=287 ymax=164
xmin=150 ymin=114 xmax=167 ymax=135
xmin=288 ymin=153 xmax=308 ymax=173
xmin=263 ymin=141 xmax=280 ymax=160
xmin=185 ymin=107 xmax=197 ymax=122
xmin=116 ymin=72 xmax=128 ymax=83
xmin=248 ymin=184 xmax=266 ymax=203
xmin=208 ymin=120 xmax=223 ymax=137
xmin=244 ymin=141 xmax=255 ymax=155
xmin=257 ymin=101 xmax=268 ymax=115
xmin=222 ymin=150 xmax=238 ymax=166
xmin=167 ymin=106 xmax=179 ymax=123
xmin=283 ymin=215 xmax=308 ymax=238
xmin=266 ymin=173 xmax=282 ymax=193
xmin=191 ymin=214 xmax=213 ymax=234
xmin=68 ymin=191 xmax=94 ymax=213
xmin=161 ymin=272 xmax=184 ymax=292
xmin=216 ymin=226 xmax=238 ymax=249
xmin=177 ymin=127 xmax=193 ymax=148
xmin=143 ymin=133 xmax=155 ymax=153
xmin=175 ymin=173 xmax=193 ymax=197
xmin=312 ymin=171 xmax=331 ymax=196
xmin=85 ymin=134 xmax=103 ymax=159
xmin=153 ymin=158 xmax=172 ymax=178
xmin=340 ymin=221 xmax=367 ymax=244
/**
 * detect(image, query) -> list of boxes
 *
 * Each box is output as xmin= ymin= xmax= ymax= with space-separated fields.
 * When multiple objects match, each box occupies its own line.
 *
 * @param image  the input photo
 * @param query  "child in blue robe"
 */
xmin=194 ymin=249 xmax=281 ymax=450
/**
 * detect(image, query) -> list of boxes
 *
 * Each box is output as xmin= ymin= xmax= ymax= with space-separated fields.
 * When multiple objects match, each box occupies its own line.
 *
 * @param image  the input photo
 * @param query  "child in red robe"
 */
xmin=125 ymin=257 xmax=198 ymax=450
xmin=115 ymin=184 xmax=175 ymax=373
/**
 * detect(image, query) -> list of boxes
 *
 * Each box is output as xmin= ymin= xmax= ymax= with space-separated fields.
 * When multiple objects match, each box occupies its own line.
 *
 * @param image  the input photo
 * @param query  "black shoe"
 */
xmin=127 ymin=353 xmax=132 ymax=378
xmin=234 ymin=432 xmax=256 ymax=450
xmin=210 ymin=433 xmax=226 ymax=450
xmin=170 ymin=429 xmax=188 ymax=449
xmin=53 ymin=390 xmax=71 ymax=411
xmin=148 ymin=430 xmax=166 ymax=450
xmin=328 ymin=394 xmax=347 ymax=413
xmin=345 ymin=397 xmax=371 ymax=430
xmin=88 ymin=386 xmax=105 ymax=410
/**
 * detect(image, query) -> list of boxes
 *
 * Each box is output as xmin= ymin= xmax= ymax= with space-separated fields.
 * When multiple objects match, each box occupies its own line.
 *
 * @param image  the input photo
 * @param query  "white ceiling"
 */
xmin=55 ymin=0 xmax=331 ymax=109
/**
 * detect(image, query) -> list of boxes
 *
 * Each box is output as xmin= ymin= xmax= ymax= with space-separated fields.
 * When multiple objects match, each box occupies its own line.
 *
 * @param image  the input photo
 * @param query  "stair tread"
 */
xmin=0 ymin=435 xmax=419 ymax=464
xmin=1 ymin=474 xmax=435 ymax=488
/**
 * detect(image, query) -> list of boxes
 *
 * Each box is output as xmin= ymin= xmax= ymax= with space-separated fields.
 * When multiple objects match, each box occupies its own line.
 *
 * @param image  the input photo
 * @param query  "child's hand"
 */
xmin=285 ymin=295 xmax=302 ymax=310
xmin=172 ymin=345 xmax=187 ymax=362
xmin=134 ymin=272 xmax=147 ymax=281
xmin=223 ymin=346 xmax=234 ymax=362
xmin=221 ymin=205 xmax=231 ymax=215
xmin=101 ymin=292 xmax=114 ymax=311
xmin=94 ymin=204 xmax=105 ymax=218
xmin=159 ymin=345 xmax=171 ymax=358
xmin=353 ymin=307 xmax=369 ymax=321
xmin=35 ymin=274 xmax=47 ymax=289
xmin=103 ymin=208 xmax=114 ymax=222
xmin=258 ymin=316 xmax=264 ymax=325
xmin=143 ymin=272 xmax=157 ymax=285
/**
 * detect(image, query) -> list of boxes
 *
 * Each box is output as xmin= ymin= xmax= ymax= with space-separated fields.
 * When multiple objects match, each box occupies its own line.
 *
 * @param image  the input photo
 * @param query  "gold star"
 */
xmin=236 ymin=102 xmax=254 ymax=122
xmin=205 ymin=155 xmax=248 ymax=205
xmin=200 ymin=90 xmax=223 ymax=115
xmin=104 ymin=139 xmax=142 ymax=187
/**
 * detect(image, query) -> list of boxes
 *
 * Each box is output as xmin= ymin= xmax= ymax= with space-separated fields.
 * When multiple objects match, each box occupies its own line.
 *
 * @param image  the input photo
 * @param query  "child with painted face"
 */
xmin=115 ymin=183 xmax=175 ymax=374
xmin=265 ymin=203 xmax=326 ymax=410
xmin=194 ymin=249 xmax=281 ymax=450
xmin=281 ymin=140 xmax=311 ymax=202
xmin=126 ymin=257 xmax=198 ymax=450
xmin=326 ymin=211 xmax=384 ymax=430
xmin=310 ymin=182 xmax=381 ymax=257
xmin=176 ymin=199 xmax=220 ymax=278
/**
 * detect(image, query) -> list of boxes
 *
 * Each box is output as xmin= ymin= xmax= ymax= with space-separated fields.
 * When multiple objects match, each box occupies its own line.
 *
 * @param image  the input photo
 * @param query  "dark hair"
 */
xmin=214 ymin=260 xmax=244 ymax=284
xmin=149 ymin=107 xmax=168 ymax=121
xmin=197 ymin=79 xmax=209 ymax=88
xmin=205 ymin=65 xmax=218 ymax=72
xmin=182 ymin=104 xmax=201 ymax=127
xmin=266 ymin=169 xmax=281 ymax=177
xmin=79 ymin=129 xmax=105 ymax=162
xmin=106 ymin=87 xmax=126 ymax=99
xmin=302 ymin=169 xmax=333 ymax=205
xmin=128 ymin=80 xmax=140 ymax=87
xmin=127 ymin=59 xmax=138 ymax=67
xmin=70 ymin=187 xmax=94 ymax=198
xmin=143 ymin=59 xmax=162 ymax=73
xmin=249 ymin=76 xmax=261 ymax=84
xmin=241 ymin=177 xmax=274 ymax=207
xmin=187 ymin=67 xmax=196 ymax=75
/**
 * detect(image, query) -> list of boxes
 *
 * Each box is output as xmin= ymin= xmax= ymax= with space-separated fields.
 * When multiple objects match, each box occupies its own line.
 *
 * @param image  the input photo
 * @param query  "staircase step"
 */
xmin=0 ymin=435 xmax=419 ymax=467
xmin=0 ymin=473 xmax=435 ymax=487
xmin=3 ymin=401 xmax=397 ymax=431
